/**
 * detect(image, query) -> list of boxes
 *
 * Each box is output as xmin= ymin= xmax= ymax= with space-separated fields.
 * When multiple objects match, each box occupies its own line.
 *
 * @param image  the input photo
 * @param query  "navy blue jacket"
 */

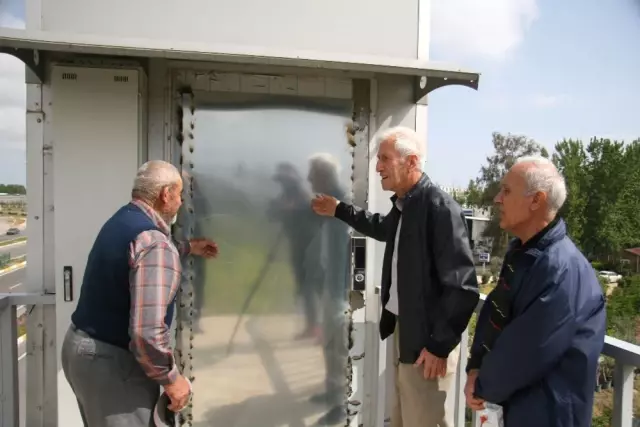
xmin=471 ymin=219 xmax=606 ymax=427
xmin=72 ymin=203 xmax=177 ymax=350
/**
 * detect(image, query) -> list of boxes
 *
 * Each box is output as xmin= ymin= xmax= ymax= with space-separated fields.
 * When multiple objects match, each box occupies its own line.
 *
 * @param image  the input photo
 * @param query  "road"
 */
xmin=0 ymin=265 xmax=26 ymax=293
xmin=0 ymin=228 xmax=27 ymax=243
xmin=0 ymin=241 xmax=27 ymax=259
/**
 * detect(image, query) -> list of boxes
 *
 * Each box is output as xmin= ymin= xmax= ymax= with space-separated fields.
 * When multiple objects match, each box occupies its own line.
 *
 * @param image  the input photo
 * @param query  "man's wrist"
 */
xmin=159 ymin=364 xmax=180 ymax=386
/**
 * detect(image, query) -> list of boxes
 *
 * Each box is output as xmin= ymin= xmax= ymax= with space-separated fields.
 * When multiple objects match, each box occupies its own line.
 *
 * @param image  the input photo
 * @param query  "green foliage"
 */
xmin=605 ymin=274 xmax=640 ymax=343
xmin=553 ymin=138 xmax=640 ymax=259
xmin=0 ymin=184 xmax=26 ymax=195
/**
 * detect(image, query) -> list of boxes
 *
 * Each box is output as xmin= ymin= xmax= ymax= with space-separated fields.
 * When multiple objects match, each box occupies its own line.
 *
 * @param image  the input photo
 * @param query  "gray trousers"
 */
xmin=61 ymin=325 xmax=160 ymax=427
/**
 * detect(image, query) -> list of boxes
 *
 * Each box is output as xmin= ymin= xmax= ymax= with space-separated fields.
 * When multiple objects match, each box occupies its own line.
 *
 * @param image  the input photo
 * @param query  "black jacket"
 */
xmin=334 ymin=174 xmax=479 ymax=362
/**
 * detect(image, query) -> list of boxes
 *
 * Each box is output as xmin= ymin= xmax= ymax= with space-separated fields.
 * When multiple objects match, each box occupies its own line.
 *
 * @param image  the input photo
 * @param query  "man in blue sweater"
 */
xmin=465 ymin=156 xmax=606 ymax=427
xmin=61 ymin=160 xmax=218 ymax=426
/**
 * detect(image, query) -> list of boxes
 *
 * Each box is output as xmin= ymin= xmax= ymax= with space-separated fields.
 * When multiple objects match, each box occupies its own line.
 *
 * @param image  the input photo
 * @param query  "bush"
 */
xmin=605 ymin=275 xmax=640 ymax=344
xmin=481 ymin=272 xmax=491 ymax=285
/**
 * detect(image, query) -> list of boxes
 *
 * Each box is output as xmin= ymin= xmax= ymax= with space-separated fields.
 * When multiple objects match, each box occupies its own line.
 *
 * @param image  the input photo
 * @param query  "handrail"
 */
xmin=0 ymin=293 xmax=55 ymax=427
xmin=465 ymin=294 xmax=638 ymax=427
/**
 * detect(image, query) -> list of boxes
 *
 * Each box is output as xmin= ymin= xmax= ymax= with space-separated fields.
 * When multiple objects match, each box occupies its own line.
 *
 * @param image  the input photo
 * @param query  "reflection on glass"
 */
xmin=182 ymin=94 xmax=353 ymax=427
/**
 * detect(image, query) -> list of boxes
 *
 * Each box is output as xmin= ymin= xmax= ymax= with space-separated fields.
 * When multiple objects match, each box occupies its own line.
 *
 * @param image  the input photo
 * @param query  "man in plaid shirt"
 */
xmin=61 ymin=160 xmax=218 ymax=426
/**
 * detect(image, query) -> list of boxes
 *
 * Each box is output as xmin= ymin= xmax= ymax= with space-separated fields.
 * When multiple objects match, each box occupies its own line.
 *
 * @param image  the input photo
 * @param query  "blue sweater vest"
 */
xmin=71 ymin=203 xmax=177 ymax=350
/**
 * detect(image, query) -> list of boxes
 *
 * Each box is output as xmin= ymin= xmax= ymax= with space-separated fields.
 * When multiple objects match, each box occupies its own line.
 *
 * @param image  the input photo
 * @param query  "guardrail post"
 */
xmin=0 ymin=297 xmax=19 ymax=427
xmin=612 ymin=362 xmax=634 ymax=427
xmin=455 ymin=327 xmax=470 ymax=427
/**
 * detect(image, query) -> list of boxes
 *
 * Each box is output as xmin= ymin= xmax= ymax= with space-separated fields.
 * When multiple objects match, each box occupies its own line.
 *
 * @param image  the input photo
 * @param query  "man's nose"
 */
xmin=376 ymin=162 xmax=383 ymax=172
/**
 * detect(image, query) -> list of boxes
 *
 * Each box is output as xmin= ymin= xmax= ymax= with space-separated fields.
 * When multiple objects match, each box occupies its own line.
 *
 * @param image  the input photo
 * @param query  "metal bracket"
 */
xmin=414 ymin=75 xmax=479 ymax=105
xmin=0 ymin=47 xmax=45 ymax=83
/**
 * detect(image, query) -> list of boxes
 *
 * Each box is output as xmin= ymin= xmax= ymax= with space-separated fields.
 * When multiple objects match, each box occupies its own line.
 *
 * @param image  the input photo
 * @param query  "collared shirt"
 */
xmin=387 ymin=198 xmax=403 ymax=315
xmin=128 ymin=199 xmax=190 ymax=385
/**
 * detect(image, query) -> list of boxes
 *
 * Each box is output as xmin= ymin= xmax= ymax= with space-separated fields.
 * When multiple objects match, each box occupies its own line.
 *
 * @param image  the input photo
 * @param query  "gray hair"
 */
xmin=514 ymin=155 xmax=567 ymax=214
xmin=309 ymin=152 xmax=341 ymax=175
xmin=375 ymin=126 xmax=425 ymax=169
xmin=131 ymin=160 xmax=182 ymax=202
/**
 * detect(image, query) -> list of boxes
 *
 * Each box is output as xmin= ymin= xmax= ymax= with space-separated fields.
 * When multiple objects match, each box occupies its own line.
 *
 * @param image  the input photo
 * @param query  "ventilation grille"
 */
xmin=114 ymin=75 xmax=129 ymax=83
xmin=62 ymin=73 xmax=77 ymax=81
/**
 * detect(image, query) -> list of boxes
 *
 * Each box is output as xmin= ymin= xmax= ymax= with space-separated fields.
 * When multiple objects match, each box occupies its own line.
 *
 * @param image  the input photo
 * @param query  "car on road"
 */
xmin=6 ymin=227 xmax=20 ymax=235
xmin=599 ymin=270 xmax=622 ymax=283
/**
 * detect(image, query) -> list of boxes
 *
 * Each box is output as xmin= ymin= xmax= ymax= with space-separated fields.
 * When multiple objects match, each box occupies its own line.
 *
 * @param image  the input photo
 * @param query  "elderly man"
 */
xmin=61 ymin=160 xmax=218 ymax=426
xmin=464 ymin=156 xmax=606 ymax=427
xmin=312 ymin=126 xmax=479 ymax=427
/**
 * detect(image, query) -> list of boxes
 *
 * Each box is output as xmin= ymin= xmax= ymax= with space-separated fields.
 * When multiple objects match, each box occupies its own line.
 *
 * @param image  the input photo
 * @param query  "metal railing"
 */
xmin=0 ymin=293 xmax=55 ymax=427
xmin=459 ymin=294 xmax=640 ymax=427
xmin=1 ymin=292 xmax=638 ymax=427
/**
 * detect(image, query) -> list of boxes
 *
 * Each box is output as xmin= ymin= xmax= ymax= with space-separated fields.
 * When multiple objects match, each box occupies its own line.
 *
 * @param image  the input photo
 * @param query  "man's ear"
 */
xmin=158 ymin=186 xmax=170 ymax=204
xmin=408 ymin=154 xmax=420 ymax=170
xmin=531 ymin=191 xmax=548 ymax=212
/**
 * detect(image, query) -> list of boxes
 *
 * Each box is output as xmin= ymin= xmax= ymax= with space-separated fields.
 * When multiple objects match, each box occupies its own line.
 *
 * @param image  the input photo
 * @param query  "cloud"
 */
xmin=0 ymin=12 xmax=26 ymax=153
xmin=431 ymin=0 xmax=539 ymax=60
xmin=0 ymin=10 xmax=25 ymax=29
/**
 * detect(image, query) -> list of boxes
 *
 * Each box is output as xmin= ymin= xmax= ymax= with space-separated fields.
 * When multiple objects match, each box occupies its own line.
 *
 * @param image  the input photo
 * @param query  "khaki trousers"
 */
xmin=391 ymin=323 xmax=460 ymax=427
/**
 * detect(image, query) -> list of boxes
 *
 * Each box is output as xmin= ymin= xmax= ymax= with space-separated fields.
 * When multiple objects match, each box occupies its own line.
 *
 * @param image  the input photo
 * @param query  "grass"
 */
xmin=187 ymin=212 xmax=299 ymax=316
xmin=0 ymin=237 xmax=27 ymax=248
xmin=1 ymin=255 xmax=27 ymax=270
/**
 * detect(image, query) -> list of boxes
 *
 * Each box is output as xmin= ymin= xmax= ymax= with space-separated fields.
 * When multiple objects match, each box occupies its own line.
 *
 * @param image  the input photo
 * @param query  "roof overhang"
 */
xmin=0 ymin=27 xmax=480 ymax=102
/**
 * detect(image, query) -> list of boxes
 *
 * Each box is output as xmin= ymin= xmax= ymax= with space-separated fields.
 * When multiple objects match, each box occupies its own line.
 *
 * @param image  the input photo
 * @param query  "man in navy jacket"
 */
xmin=465 ymin=156 xmax=606 ymax=427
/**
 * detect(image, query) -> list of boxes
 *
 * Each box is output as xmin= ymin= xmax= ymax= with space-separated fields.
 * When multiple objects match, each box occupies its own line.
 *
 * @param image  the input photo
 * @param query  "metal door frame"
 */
xmin=164 ymin=67 xmax=374 ymax=427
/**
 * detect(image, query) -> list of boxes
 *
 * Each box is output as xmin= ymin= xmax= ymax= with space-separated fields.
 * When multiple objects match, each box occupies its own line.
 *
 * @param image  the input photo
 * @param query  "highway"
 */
xmin=0 ymin=264 xmax=26 ymax=293
xmin=0 ymin=241 xmax=27 ymax=260
xmin=0 ymin=226 xmax=27 ymax=243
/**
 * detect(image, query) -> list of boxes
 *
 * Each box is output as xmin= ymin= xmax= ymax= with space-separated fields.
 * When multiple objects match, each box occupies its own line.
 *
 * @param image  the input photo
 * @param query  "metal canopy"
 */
xmin=0 ymin=27 xmax=480 ymax=101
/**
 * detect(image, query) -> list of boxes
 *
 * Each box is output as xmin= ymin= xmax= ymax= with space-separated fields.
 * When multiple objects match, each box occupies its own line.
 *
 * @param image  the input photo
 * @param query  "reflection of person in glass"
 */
xmin=307 ymin=153 xmax=350 ymax=426
xmin=268 ymin=162 xmax=322 ymax=340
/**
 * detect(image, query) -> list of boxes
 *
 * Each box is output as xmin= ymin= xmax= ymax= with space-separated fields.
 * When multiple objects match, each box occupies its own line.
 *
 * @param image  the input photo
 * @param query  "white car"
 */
xmin=599 ymin=270 xmax=622 ymax=283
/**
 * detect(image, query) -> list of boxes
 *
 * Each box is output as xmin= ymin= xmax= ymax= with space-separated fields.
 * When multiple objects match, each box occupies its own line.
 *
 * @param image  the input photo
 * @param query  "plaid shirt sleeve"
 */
xmin=128 ymin=230 xmax=183 ymax=385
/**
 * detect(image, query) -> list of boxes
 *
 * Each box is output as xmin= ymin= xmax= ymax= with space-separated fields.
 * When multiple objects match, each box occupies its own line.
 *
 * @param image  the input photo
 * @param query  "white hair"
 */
xmin=132 ymin=160 xmax=182 ymax=202
xmin=375 ymin=126 xmax=425 ymax=169
xmin=514 ymin=155 xmax=567 ymax=213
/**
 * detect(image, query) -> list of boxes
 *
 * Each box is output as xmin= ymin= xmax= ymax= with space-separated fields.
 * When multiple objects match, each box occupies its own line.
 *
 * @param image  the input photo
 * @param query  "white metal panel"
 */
xmin=25 ymin=82 xmax=47 ymax=427
xmin=0 ymin=27 xmax=481 ymax=83
xmin=51 ymin=65 xmax=140 ymax=427
xmin=40 ymin=0 xmax=418 ymax=59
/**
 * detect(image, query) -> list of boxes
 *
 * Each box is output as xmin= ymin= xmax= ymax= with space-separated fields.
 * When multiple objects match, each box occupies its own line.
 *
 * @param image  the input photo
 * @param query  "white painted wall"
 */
xmin=40 ymin=0 xmax=419 ymax=59
xmin=50 ymin=65 xmax=142 ymax=427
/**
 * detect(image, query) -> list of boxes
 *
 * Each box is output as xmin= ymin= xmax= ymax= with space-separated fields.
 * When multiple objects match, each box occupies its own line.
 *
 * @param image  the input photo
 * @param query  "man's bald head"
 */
xmin=512 ymin=156 xmax=567 ymax=214
xmin=494 ymin=155 xmax=567 ymax=239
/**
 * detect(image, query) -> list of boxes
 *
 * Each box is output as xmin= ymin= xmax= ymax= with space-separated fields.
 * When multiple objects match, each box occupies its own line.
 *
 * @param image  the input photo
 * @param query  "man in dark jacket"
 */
xmin=312 ymin=126 xmax=479 ymax=427
xmin=464 ymin=156 xmax=606 ymax=427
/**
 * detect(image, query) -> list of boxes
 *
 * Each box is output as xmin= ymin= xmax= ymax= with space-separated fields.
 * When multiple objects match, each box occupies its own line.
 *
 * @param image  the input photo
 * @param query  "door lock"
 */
xmin=351 ymin=236 xmax=366 ymax=291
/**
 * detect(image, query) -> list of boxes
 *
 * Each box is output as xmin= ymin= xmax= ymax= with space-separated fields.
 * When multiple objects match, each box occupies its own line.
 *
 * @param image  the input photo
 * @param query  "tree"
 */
xmin=552 ymin=139 xmax=590 ymax=247
xmin=467 ymin=132 xmax=549 ymax=256
xmin=0 ymin=184 xmax=26 ymax=195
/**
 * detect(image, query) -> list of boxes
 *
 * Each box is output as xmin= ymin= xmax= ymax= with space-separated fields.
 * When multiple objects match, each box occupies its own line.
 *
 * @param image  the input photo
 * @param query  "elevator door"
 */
xmin=176 ymin=92 xmax=354 ymax=427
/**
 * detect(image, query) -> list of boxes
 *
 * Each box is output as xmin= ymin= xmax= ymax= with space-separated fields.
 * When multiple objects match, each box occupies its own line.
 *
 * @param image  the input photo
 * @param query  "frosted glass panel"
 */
xmin=178 ymin=93 xmax=354 ymax=427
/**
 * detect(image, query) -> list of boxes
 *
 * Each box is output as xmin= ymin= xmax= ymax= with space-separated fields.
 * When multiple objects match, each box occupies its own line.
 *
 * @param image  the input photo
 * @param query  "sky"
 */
xmin=0 ymin=0 xmax=639 ymax=188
